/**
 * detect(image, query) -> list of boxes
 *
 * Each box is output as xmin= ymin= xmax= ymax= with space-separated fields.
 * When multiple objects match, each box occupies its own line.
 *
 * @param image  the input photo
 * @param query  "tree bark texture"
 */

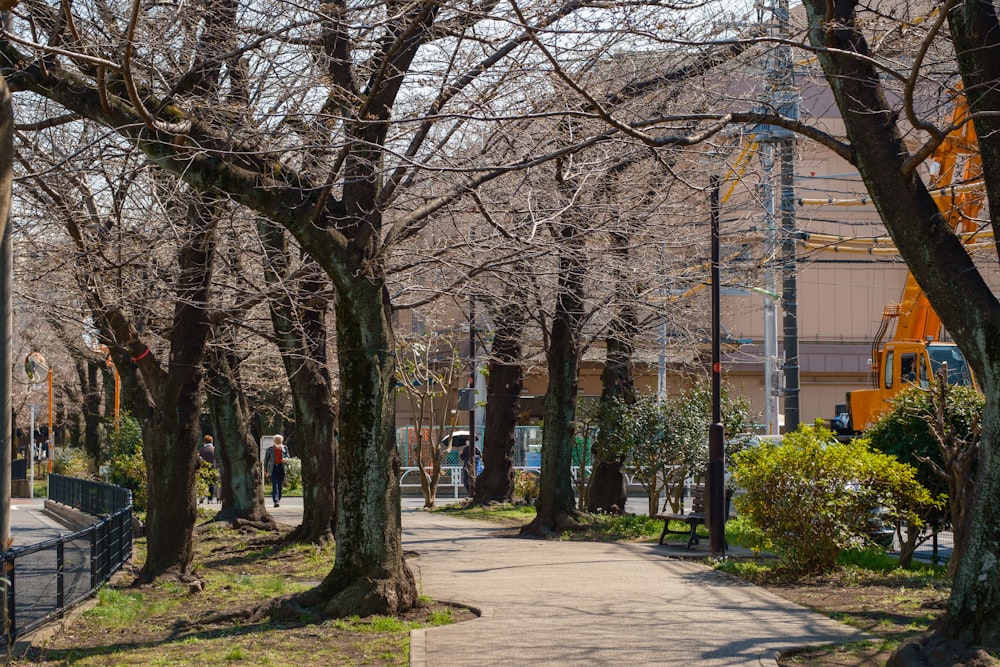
xmin=802 ymin=0 xmax=1000 ymax=647
xmin=310 ymin=277 xmax=417 ymax=616
xmin=474 ymin=301 xmax=524 ymax=505
xmin=205 ymin=340 xmax=273 ymax=526
xmin=588 ymin=231 xmax=637 ymax=514
xmin=261 ymin=221 xmax=336 ymax=544
xmin=522 ymin=225 xmax=585 ymax=535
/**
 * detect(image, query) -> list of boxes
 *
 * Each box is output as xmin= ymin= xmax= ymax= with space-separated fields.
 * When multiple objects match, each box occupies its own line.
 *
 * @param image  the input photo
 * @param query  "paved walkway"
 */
xmin=404 ymin=509 xmax=865 ymax=667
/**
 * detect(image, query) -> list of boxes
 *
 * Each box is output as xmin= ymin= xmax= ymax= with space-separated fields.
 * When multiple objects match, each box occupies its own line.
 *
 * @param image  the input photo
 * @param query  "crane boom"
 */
xmin=837 ymin=88 xmax=982 ymax=433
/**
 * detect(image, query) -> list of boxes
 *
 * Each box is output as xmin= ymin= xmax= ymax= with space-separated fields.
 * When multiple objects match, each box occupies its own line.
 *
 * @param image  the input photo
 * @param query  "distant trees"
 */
xmin=395 ymin=320 xmax=464 ymax=508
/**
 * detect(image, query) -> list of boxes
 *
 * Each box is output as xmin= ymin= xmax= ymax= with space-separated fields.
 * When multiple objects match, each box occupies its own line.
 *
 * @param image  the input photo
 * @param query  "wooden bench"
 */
xmin=656 ymin=484 xmax=706 ymax=549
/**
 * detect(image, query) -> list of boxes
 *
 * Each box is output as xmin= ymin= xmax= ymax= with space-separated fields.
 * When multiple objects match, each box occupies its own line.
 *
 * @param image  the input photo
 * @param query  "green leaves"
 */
xmin=731 ymin=424 xmax=938 ymax=574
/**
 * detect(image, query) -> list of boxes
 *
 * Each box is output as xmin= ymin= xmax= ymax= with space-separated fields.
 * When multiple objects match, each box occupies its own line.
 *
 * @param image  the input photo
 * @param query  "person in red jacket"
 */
xmin=264 ymin=435 xmax=288 ymax=508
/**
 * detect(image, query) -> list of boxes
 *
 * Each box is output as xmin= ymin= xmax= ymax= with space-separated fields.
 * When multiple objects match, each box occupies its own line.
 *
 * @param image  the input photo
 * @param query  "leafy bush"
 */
xmin=105 ymin=413 xmax=147 ymax=512
xmin=866 ymin=383 xmax=981 ymax=511
xmin=54 ymin=447 xmax=96 ymax=478
xmin=731 ymin=422 xmax=937 ymax=574
xmin=196 ymin=458 xmax=219 ymax=501
xmin=514 ymin=470 xmax=539 ymax=504
xmin=865 ymin=382 xmax=981 ymax=570
xmin=283 ymin=457 xmax=302 ymax=491
xmin=602 ymin=379 xmax=756 ymax=516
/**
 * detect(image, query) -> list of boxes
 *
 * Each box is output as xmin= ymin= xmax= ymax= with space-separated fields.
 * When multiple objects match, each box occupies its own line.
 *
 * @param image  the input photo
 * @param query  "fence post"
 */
xmin=89 ymin=527 xmax=98 ymax=591
xmin=5 ymin=557 xmax=16 ymax=644
xmin=56 ymin=541 xmax=65 ymax=609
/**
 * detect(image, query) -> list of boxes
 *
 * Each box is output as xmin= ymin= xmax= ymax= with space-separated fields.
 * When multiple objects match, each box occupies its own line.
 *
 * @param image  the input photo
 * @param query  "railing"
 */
xmin=399 ymin=465 xmax=621 ymax=499
xmin=1 ymin=475 xmax=133 ymax=646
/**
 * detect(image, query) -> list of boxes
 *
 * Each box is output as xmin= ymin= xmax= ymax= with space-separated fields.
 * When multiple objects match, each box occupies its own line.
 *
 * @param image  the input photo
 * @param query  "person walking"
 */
xmin=198 ymin=435 xmax=218 ymax=503
xmin=265 ymin=435 xmax=288 ymax=508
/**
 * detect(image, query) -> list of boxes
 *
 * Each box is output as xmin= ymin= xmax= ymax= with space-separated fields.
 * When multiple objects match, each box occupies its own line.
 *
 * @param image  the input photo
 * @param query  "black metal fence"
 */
xmin=2 ymin=475 xmax=133 ymax=646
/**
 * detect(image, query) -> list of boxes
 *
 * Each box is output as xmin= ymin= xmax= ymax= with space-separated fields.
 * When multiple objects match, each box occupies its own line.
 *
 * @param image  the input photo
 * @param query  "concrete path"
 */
xmin=405 ymin=509 xmax=866 ymax=667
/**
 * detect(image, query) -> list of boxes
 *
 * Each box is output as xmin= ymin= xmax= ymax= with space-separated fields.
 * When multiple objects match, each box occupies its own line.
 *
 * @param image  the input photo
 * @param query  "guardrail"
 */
xmin=399 ymin=465 xmax=632 ymax=499
xmin=2 ymin=475 xmax=133 ymax=646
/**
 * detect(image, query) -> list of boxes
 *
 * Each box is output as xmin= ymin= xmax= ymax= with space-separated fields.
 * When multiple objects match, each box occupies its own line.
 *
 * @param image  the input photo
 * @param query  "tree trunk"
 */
xmin=588 ymin=261 xmax=636 ymax=514
xmin=130 ymin=195 xmax=217 ymax=582
xmin=944 ymin=387 xmax=1000 ymax=645
xmin=802 ymin=0 xmax=1000 ymax=647
xmin=285 ymin=354 xmax=337 ymax=544
xmin=474 ymin=301 xmax=524 ymax=505
xmin=307 ymin=277 xmax=417 ymax=616
xmin=205 ymin=340 xmax=273 ymax=526
xmin=260 ymin=220 xmax=337 ymax=543
xmin=522 ymin=226 xmax=584 ymax=536
xmin=80 ymin=359 xmax=103 ymax=466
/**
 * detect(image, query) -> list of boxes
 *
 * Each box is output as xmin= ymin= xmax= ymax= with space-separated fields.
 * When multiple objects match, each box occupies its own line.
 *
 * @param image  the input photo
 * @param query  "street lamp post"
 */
xmin=28 ymin=404 xmax=36 ymax=499
xmin=25 ymin=351 xmax=55 ymax=473
xmin=708 ymin=174 xmax=727 ymax=558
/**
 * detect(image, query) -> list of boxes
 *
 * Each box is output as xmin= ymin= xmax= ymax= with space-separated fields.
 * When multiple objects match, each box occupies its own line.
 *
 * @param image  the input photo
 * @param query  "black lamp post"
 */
xmin=708 ymin=174 xmax=727 ymax=557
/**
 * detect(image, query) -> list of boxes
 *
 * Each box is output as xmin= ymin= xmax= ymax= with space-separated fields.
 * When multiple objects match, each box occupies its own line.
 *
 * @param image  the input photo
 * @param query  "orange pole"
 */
xmin=114 ymin=367 xmax=120 ymax=432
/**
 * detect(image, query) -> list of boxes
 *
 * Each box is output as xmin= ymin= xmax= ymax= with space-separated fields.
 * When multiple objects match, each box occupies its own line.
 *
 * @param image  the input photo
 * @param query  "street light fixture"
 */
xmin=25 ymin=350 xmax=54 ymax=474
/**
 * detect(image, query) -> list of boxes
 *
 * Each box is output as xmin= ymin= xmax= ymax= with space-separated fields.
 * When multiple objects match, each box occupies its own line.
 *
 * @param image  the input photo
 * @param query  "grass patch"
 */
xmin=433 ymin=501 xmax=536 ymax=525
xmin=25 ymin=525 xmax=469 ymax=666
xmin=436 ymin=502 xmax=669 ymax=542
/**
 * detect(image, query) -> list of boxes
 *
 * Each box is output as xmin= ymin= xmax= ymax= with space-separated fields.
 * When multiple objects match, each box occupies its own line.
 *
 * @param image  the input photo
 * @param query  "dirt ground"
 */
xmin=760 ymin=571 xmax=952 ymax=666
xmin=15 ymin=521 xmax=476 ymax=666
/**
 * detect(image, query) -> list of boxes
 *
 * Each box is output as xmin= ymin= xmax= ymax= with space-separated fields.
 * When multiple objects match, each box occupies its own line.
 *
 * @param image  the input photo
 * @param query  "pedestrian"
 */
xmin=265 ymin=434 xmax=288 ymax=508
xmin=459 ymin=438 xmax=481 ymax=497
xmin=198 ymin=435 xmax=218 ymax=503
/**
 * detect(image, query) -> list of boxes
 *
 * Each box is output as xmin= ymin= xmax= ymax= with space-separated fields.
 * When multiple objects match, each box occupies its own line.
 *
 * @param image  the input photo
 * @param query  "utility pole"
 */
xmin=468 ymin=296 xmax=476 ymax=497
xmin=757 ymin=0 xmax=799 ymax=433
xmin=760 ymin=144 xmax=780 ymax=435
xmin=780 ymin=140 xmax=800 ymax=432
xmin=1 ymin=75 xmax=14 ymax=548
xmin=1 ymin=225 xmax=11 ymax=544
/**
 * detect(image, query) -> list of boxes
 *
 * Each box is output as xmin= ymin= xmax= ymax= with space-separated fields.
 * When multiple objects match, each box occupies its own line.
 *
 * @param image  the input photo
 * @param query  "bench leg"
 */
xmin=687 ymin=522 xmax=700 ymax=549
xmin=658 ymin=520 xmax=669 ymax=546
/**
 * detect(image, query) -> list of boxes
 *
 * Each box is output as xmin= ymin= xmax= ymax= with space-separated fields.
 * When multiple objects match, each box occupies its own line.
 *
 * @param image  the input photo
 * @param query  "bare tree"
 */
xmin=259 ymin=220 xmax=337 ymax=544
xmin=1 ymin=0 xmax=776 ymax=614
xmin=676 ymin=0 xmax=1000 ymax=647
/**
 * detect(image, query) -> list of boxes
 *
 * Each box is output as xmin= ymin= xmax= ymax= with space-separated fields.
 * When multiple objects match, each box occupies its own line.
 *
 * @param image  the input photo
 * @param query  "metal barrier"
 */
xmin=399 ymin=465 xmax=601 ymax=499
xmin=1 ymin=475 xmax=133 ymax=646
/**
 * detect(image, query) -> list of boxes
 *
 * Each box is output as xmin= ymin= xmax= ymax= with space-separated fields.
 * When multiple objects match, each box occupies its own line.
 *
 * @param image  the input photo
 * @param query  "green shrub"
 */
xmin=54 ymin=447 xmax=96 ymax=478
xmin=283 ymin=457 xmax=302 ymax=491
xmin=196 ymin=458 xmax=219 ymax=501
xmin=514 ymin=470 xmax=539 ymax=504
xmin=731 ymin=422 xmax=936 ymax=574
xmin=105 ymin=413 xmax=147 ymax=512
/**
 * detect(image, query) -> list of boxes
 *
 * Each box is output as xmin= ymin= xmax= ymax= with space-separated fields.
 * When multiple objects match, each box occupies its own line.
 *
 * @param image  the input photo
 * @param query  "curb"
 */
xmin=42 ymin=500 xmax=96 ymax=531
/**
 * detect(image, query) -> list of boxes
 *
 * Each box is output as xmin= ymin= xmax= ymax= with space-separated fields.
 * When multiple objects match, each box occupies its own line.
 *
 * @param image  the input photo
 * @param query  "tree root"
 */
xmin=519 ymin=510 xmax=582 ymax=537
xmin=130 ymin=565 xmax=204 ymax=590
xmin=887 ymin=629 xmax=997 ymax=667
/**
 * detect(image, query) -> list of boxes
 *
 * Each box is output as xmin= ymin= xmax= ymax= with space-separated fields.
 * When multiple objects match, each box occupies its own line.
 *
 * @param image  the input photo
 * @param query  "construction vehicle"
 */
xmin=833 ymin=90 xmax=982 ymax=435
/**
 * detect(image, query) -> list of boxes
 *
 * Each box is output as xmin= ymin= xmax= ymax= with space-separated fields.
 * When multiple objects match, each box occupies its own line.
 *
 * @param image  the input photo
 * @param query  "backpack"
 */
xmin=274 ymin=445 xmax=284 ymax=465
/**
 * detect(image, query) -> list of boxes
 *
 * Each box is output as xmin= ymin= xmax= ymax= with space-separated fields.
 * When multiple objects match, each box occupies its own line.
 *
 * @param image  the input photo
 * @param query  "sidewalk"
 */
xmin=404 ymin=509 xmax=866 ymax=666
